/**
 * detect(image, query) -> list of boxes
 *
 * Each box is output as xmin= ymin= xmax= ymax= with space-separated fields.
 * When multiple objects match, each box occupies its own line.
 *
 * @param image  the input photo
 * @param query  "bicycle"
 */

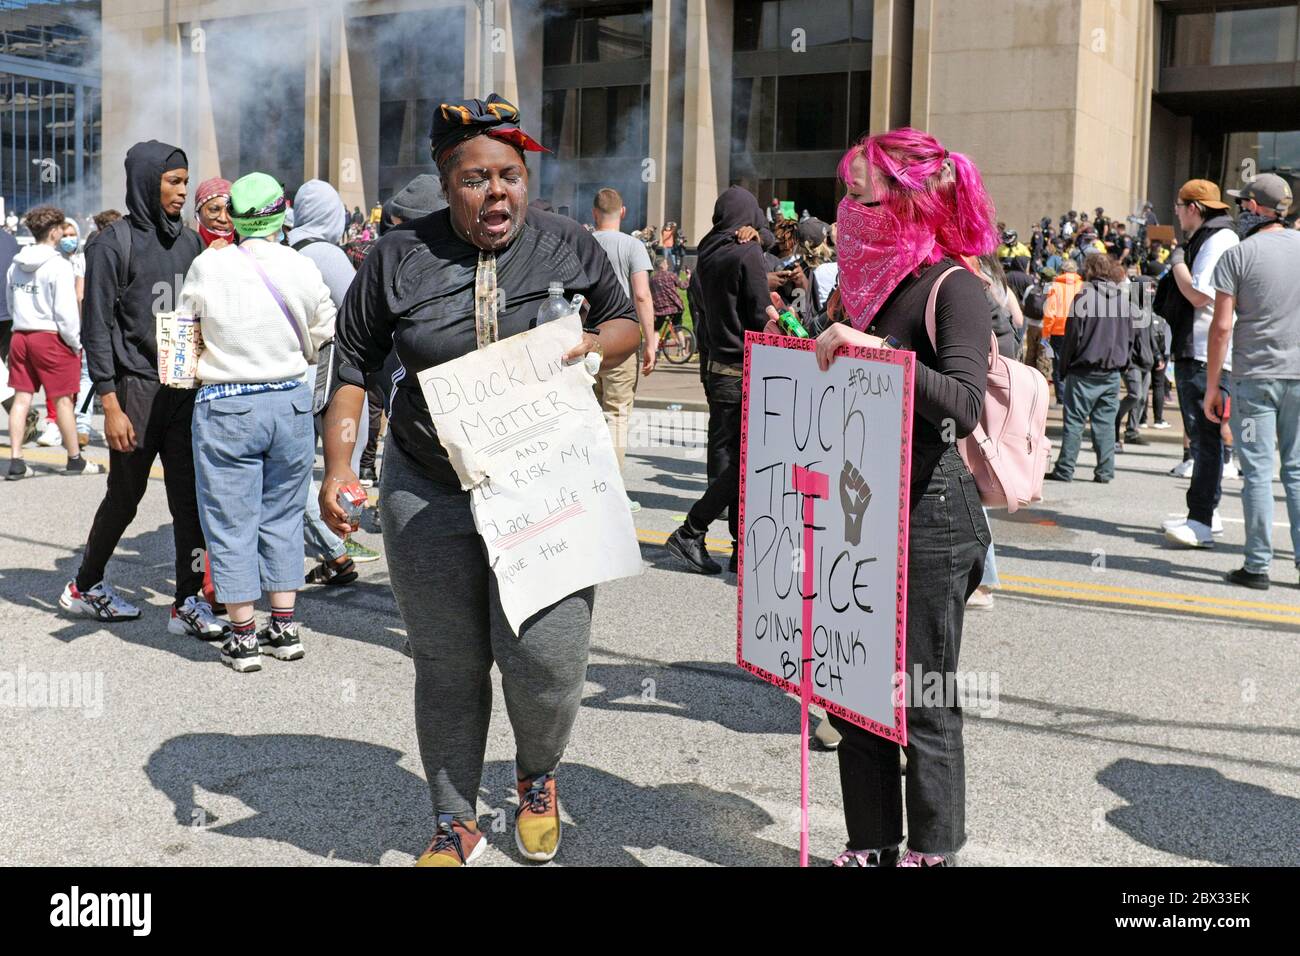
xmin=656 ymin=317 xmax=695 ymax=365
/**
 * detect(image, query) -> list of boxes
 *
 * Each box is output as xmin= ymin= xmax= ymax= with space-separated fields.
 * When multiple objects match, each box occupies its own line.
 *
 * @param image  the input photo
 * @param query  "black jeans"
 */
xmin=1049 ymin=334 xmax=1066 ymax=401
xmin=1174 ymin=360 xmax=1228 ymax=525
xmin=829 ymin=446 xmax=989 ymax=856
xmin=76 ymin=376 xmax=206 ymax=604
xmin=685 ymin=370 xmax=742 ymax=543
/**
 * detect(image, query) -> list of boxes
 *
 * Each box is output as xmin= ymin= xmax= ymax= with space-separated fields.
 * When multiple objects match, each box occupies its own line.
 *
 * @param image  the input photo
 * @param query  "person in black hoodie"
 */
xmin=58 ymin=141 xmax=223 ymax=639
xmin=1046 ymin=255 xmax=1133 ymax=483
xmin=665 ymin=187 xmax=771 ymax=575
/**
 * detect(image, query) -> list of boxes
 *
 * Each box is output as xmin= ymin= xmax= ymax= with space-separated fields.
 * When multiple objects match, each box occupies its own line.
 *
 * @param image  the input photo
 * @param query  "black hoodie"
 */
xmin=695 ymin=187 xmax=771 ymax=367
xmin=82 ymin=140 xmax=203 ymax=395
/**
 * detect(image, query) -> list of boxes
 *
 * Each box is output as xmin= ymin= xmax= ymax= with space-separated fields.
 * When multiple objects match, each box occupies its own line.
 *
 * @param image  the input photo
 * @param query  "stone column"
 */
xmin=328 ymin=12 xmax=367 ymax=213
xmin=303 ymin=9 xmax=322 ymax=184
xmin=681 ymin=0 xmax=733 ymax=246
xmin=646 ymin=0 xmax=673 ymax=228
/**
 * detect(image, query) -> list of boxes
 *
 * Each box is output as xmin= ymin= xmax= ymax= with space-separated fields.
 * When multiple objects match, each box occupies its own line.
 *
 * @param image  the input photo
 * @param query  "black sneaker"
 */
xmin=220 ymin=633 xmax=262 ymax=673
xmin=1226 ymin=567 xmax=1270 ymax=591
xmin=359 ymin=465 xmax=378 ymax=487
xmin=665 ymin=528 xmax=721 ymax=574
xmin=1094 ymin=475 xmax=1112 ymax=484
xmin=6 ymin=459 xmax=27 ymax=481
xmin=257 ymin=621 xmax=304 ymax=661
xmin=1044 ymin=470 xmax=1071 ymax=482
xmin=305 ymin=556 xmax=358 ymax=587
xmin=1125 ymin=434 xmax=1150 ymax=446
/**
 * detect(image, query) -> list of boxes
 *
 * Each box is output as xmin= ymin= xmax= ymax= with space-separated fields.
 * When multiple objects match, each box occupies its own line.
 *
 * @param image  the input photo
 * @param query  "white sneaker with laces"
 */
xmin=1152 ymin=421 xmax=1172 ymax=430
xmin=1161 ymin=510 xmax=1223 ymax=535
xmin=59 ymin=580 xmax=141 ymax=621
xmin=1164 ymin=519 xmax=1214 ymax=549
xmin=169 ymin=595 xmax=228 ymax=640
xmin=1221 ymin=460 xmax=1240 ymax=480
xmin=35 ymin=421 xmax=61 ymax=446
xmin=1168 ymin=458 xmax=1194 ymax=478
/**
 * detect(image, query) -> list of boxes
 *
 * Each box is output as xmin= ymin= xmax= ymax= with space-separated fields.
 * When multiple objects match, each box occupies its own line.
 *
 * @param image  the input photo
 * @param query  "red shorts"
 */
xmin=7 ymin=330 xmax=81 ymax=397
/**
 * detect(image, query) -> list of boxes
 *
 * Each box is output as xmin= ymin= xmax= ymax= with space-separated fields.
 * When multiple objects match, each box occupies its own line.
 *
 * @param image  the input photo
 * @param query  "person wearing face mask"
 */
xmin=58 ymin=141 xmax=222 ymax=640
xmin=33 ymin=220 xmax=94 ymax=449
xmin=193 ymin=177 xmax=234 ymax=249
xmin=319 ymin=94 xmax=640 ymax=867
xmin=770 ymin=128 xmax=996 ymax=868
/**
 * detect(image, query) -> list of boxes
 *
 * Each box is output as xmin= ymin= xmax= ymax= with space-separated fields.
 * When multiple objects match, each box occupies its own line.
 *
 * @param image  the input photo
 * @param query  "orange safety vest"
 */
xmin=1042 ymin=272 xmax=1083 ymax=338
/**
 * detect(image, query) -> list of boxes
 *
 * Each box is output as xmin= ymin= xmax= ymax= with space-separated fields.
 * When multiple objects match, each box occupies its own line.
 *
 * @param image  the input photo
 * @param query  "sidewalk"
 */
xmin=634 ymin=360 xmax=1190 ymax=447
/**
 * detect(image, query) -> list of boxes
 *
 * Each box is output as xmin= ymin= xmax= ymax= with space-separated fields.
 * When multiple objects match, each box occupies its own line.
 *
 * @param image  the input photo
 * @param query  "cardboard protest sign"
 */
xmin=417 ymin=315 xmax=643 ymax=633
xmin=156 ymin=312 xmax=202 ymax=389
xmin=737 ymin=332 xmax=914 ymax=745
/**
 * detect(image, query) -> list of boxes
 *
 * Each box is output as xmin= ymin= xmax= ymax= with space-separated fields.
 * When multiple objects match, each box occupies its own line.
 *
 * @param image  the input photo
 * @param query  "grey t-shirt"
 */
xmin=1212 ymin=229 xmax=1300 ymax=379
xmin=592 ymin=228 xmax=652 ymax=299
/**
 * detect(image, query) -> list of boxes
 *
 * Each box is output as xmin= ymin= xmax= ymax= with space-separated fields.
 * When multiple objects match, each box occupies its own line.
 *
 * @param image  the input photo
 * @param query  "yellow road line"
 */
xmin=636 ymin=528 xmax=732 ymax=556
xmin=1001 ymin=573 xmax=1300 ymax=615
xmin=999 ymin=583 xmax=1300 ymax=626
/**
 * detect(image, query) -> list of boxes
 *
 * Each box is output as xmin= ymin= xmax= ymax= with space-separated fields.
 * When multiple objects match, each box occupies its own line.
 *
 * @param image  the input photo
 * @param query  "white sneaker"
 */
xmin=966 ymin=586 xmax=994 ymax=609
xmin=1164 ymin=519 xmax=1215 ymax=549
xmin=1168 ymin=458 xmax=1194 ymax=478
xmin=1152 ymin=421 xmax=1172 ymax=429
xmin=1221 ymin=460 xmax=1240 ymax=480
xmin=628 ymin=498 xmax=642 ymax=514
xmin=168 ymin=595 xmax=229 ymax=640
xmin=1161 ymin=511 xmax=1223 ymax=535
xmin=59 ymin=580 xmax=141 ymax=621
xmin=35 ymin=421 xmax=61 ymax=446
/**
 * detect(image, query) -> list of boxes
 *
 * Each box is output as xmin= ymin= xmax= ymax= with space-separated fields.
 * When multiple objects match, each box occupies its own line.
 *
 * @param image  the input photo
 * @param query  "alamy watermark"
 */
xmin=0 ymin=667 xmax=104 ymax=719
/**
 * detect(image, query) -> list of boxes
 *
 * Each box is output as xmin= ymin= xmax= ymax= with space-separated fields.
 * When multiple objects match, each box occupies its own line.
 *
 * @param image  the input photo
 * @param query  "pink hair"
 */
xmin=837 ymin=127 xmax=999 ymax=269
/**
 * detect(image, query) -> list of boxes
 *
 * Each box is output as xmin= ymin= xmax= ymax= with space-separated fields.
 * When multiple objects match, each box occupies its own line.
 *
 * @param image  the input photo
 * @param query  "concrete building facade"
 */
xmin=25 ymin=0 xmax=1299 ymax=240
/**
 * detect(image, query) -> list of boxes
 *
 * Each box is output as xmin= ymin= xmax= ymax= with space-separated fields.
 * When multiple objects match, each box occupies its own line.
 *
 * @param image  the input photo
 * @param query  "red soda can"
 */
xmin=337 ymin=483 xmax=367 ymax=530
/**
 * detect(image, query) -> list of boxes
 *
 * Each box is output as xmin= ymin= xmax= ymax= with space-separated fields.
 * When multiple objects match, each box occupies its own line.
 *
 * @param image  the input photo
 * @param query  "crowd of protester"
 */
xmin=3 ymin=87 xmax=1297 ymax=870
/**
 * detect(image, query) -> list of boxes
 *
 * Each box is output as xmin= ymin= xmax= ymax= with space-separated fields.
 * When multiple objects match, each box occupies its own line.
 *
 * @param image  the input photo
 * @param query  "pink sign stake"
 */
xmin=791 ymin=464 xmax=828 ymax=869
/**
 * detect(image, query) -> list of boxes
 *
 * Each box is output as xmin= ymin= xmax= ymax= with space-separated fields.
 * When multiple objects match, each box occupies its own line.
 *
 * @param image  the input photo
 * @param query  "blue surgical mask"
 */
xmin=58 ymin=236 xmax=78 ymax=255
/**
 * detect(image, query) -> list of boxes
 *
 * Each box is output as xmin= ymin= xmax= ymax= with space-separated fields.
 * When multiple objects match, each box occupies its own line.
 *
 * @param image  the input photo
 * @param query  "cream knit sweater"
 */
xmin=178 ymin=239 xmax=337 ymax=385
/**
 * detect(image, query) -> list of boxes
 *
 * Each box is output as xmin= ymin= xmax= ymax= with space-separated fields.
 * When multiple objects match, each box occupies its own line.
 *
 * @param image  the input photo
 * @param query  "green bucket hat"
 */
xmin=230 ymin=172 xmax=286 ymax=238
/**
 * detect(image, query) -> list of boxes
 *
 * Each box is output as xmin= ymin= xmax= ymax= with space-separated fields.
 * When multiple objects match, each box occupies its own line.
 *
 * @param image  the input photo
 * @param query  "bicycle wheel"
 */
xmin=680 ymin=329 xmax=696 ymax=364
xmin=661 ymin=328 xmax=689 ymax=365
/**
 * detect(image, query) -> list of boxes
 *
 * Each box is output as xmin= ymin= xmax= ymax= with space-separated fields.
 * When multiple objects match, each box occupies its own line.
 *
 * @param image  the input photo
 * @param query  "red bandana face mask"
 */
xmin=199 ymin=223 xmax=234 ymax=247
xmin=836 ymin=194 xmax=936 ymax=330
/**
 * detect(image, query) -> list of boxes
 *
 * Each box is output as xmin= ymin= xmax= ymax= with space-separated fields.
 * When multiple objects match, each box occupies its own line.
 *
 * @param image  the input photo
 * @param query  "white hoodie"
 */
xmin=6 ymin=243 xmax=80 ymax=351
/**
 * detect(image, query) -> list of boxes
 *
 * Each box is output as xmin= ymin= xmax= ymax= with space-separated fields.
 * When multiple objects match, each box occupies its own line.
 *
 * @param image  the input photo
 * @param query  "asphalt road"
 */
xmin=2 ymin=407 xmax=1297 ymax=867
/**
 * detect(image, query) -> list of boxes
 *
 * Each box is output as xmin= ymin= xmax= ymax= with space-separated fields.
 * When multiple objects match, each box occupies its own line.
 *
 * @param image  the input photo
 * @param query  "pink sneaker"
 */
xmin=832 ymin=845 xmax=899 ymax=867
xmin=898 ymin=848 xmax=954 ymax=867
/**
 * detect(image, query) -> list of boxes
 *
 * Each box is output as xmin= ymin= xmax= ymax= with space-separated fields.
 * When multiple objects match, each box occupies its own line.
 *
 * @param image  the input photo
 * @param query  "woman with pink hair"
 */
xmin=769 ymin=128 xmax=998 ymax=867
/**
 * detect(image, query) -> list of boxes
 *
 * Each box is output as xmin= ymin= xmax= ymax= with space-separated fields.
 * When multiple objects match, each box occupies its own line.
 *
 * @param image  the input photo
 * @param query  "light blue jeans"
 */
xmin=304 ymin=478 xmax=347 ymax=563
xmin=192 ymin=383 xmax=315 ymax=603
xmin=1230 ymin=377 xmax=1300 ymax=574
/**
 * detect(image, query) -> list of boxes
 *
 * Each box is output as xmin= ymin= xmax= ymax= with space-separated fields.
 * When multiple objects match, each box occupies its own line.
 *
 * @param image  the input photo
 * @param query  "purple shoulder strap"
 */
xmin=239 ymin=244 xmax=306 ymax=352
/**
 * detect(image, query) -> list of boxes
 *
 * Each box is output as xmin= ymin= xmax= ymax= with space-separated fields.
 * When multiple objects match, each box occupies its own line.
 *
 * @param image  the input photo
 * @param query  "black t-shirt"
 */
xmin=863 ymin=260 xmax=992 ymax=495
xmin=334 ymin=208 xmax=636 ymax=486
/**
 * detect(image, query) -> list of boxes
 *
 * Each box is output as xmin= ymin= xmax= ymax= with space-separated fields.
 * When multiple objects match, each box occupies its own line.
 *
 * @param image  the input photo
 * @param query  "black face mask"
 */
xmin=1235 ymin=210 xmax=1271 ymax=238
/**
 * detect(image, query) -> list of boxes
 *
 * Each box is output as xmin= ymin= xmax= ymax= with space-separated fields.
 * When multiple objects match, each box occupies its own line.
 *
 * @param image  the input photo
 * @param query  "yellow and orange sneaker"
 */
xmin=416 ymin=815 xmax=485 ymax=867
xmin=514 ymin=772 xmax=561 ymax=862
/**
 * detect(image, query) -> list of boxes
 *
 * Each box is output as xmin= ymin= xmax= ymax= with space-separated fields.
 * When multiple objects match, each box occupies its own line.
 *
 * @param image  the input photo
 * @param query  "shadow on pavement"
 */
xmin=1098 ymin=758 xmax=1300 ymax=866
xmin=142 ymin=734 xmax=807 ymax=866
xmin=479 ymin=759 xmax=808 ymax=866
xmin=145 ymin=732 xmax=429 ymax=864
xmin=582 ymin=660 xmax=798 ymax=735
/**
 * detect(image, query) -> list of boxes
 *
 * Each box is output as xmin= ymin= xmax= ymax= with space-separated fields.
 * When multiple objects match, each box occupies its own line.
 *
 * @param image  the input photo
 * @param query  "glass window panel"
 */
xmin=1169 ymin=12 xmax=1214 ymax=67
xmin=775 ymin=73 xmax=849 ymax=151
xmin=542 ymin=88 xmax=578 ymax=159
xmin=847 ymin=69 xmax=871 ymax=143
xmin=1212 ymin=6 xmax=1298 ymax=65
xmin=781 ymin=0 xmax=852 ymax=48
xmin=582 ymin=7 xmax=649 ymax=62
xmin=734 ymin=0 xmax=782 ymax=52
xmin=544 ymin=12 xmax=581 ymax=66
xmin=851 ymin=0 xmax=874 ymax=42
xmin=731 ymin=76 xmax=775 ymax=153
xmin=580 ymin=85 xmax=643 ymax=158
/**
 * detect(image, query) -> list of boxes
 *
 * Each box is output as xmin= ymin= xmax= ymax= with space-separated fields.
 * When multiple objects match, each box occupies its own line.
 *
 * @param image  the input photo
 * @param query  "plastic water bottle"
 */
xmin=536 ymin=282 xmax=570 ymax=325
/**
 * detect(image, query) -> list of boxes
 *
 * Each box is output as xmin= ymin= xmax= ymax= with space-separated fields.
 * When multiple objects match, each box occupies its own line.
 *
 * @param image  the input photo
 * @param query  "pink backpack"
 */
xmin=924 ymin=265 xmax=1051 ymax=512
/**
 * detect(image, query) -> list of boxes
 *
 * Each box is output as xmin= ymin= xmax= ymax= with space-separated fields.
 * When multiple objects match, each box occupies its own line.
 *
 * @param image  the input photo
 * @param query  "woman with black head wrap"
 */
xmin=320 ymin=94 xmax=639 ymax=867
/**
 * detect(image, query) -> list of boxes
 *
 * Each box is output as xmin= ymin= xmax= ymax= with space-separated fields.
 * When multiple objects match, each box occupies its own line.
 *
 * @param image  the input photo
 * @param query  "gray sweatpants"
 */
xmin=378 ymin=442 xmax=594 ymax=823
